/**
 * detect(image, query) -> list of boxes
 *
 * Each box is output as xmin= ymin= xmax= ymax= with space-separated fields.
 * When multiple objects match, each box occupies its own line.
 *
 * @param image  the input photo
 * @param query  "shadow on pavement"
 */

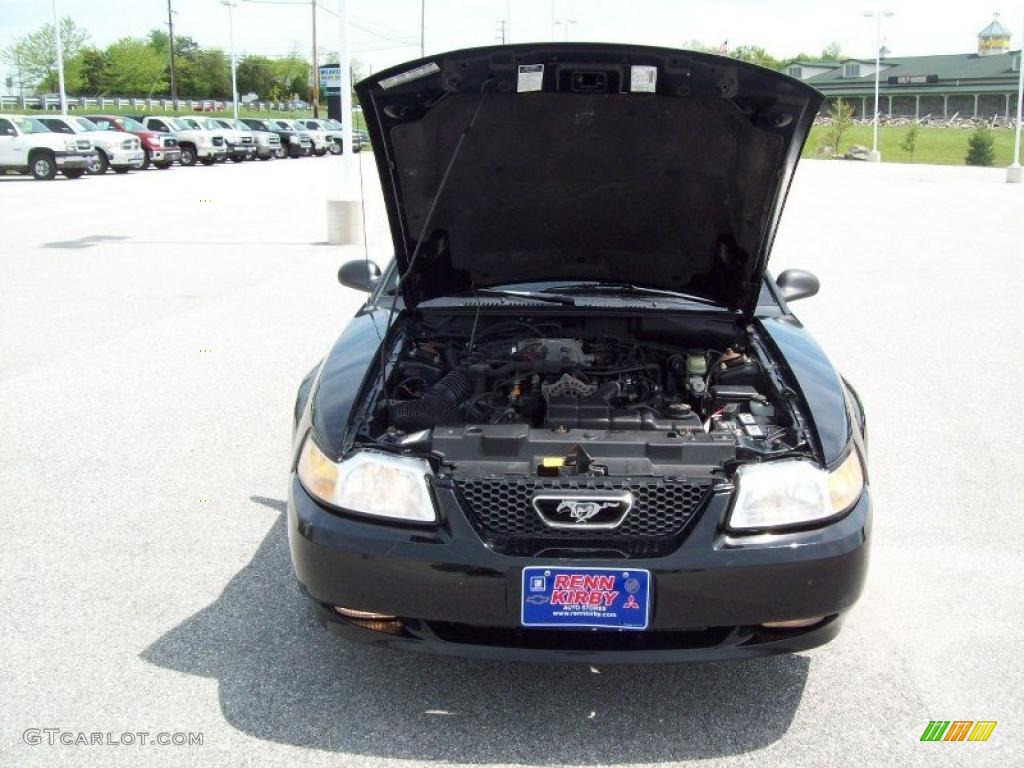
xmin=141 ymin=495 xmax=809 ymax=763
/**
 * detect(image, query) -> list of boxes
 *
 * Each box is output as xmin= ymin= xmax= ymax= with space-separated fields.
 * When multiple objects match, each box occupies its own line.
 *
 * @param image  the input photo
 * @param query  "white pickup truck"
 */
xmin=285 ymin=119 xmax=331 ymax=156
xmin=0 ymin=113 xmax=92 ymax=179
xmin=138 ymin=116 xmax=227 ymax=166
xmin=192 ymin=117 xmax=257 ymax=162
xmin=37 ymin=115 xmax=144 ymax=174
xmin=296 ymin=118 xmax=362 ymax=155
xmin=211 ymin=118 xmax=280 ymax=160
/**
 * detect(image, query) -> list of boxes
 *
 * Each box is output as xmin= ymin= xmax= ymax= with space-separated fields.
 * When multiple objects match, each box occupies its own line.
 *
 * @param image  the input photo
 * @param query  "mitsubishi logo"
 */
xmin=532 ymin=491 xmax=633 ymax=530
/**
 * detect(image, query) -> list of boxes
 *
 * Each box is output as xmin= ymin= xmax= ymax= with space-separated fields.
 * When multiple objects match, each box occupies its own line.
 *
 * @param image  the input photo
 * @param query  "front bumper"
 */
xmin=147 ymin=147 xmax=181 ymax=163
xmin=107 ymin=148 xmax=145 ymax=168
xmin=197 ymin=146 xmax=227 ymax=159
xmin=289 ymin=476 xmax=871 ymax=662
xmin=54 ymin=151 xmax=89 ymax=169
xmin=228 ymin=145 xmax=257 ymax=159
xmin=256 ymin=144 xmax=279 ymax=158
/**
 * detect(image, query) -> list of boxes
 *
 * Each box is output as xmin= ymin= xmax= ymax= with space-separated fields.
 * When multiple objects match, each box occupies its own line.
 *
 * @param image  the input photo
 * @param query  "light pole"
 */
xmin=325 ymin=0 xmax=361 ymax=246
xmin=167 ymin=0 xmax=177 ymax=107
xmin=337 ymin=0 xmax=352 ymax=161
xmin=864 ymin=9 xmax=894 ymax=162
xmin=220 ymin=1 xmax=239 ymax=120
xmin=311 ymin=0 xmax=319 ymax=118
xmin=51 ymin=0 xmax=67 ymax=115
xmin=420 ymin=0 xmax=425 ymax=58
xmin=555 ymin=19 xmax=577 ymax=42
xmin=1008 ymin=13 xmax=1024 ymax=183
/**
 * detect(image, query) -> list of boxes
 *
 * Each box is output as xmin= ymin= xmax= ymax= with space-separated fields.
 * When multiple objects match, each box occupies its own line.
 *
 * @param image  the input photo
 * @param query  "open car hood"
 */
xmin=356 ymin=44 xmax=822 ymax=316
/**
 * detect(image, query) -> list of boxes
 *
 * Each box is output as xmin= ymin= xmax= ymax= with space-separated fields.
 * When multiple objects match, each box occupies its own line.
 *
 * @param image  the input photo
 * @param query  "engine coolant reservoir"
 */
xmin=686 ymin=352 xmax=707 ymax=375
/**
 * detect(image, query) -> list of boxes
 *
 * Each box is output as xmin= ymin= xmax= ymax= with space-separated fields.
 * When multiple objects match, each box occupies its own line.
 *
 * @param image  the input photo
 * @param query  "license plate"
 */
xmin=521 ymin=566 xmax=650 ymax=630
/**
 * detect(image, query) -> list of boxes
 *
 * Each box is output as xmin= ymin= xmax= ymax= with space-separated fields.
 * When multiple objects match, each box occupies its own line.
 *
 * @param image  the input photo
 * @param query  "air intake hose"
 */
xmin=389 ymin=368 xmax=473 ymax=431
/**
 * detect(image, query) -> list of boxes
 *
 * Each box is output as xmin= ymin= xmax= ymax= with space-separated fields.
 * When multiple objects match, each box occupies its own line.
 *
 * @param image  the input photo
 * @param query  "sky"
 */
xmin=1 ymin=0 xmax=1022 ymax=82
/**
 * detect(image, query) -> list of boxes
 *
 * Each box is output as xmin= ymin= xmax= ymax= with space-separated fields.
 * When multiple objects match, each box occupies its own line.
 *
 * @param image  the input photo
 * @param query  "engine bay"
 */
xmin=358 ymin=314 xmax=813 ymax=476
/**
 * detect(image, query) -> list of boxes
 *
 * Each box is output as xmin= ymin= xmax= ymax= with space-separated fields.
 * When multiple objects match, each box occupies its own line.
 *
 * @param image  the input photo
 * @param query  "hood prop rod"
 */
xmin=378 ymin=77 xmax=494 ymax=400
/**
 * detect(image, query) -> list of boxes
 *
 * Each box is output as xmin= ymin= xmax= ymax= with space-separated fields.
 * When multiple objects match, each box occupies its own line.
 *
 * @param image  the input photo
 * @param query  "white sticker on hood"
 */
xmin=517 ymin=64 xmax=544 ymax=93
xmin=630 ymin=65 xmax=658 ymax=93
xmin=378 ymin=61 xmax=440 ymax=90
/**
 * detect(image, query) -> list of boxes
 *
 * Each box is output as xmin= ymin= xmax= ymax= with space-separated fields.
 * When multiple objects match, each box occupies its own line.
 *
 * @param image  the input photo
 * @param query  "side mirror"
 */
xmin=338 ymin=259 xmax=381 ymax=292
xmin=3 ymin=127 xmax=16 ymax=137
xmin=775 ymin=269 xmax=820 ymax=303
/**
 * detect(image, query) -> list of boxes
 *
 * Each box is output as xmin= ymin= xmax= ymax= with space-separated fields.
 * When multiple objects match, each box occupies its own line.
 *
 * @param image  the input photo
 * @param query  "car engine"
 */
xmin=367 ymin=317 xmax=806 ymax=474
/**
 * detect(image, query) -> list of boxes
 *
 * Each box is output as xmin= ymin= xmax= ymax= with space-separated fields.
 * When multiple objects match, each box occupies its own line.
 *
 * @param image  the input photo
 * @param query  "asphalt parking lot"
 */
xmin=1 ymin=155 xmax=1021 ymax=768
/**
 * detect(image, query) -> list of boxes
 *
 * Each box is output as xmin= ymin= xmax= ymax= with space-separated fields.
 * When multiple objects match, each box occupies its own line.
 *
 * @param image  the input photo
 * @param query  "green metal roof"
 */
xmin=784 ymin=60 xmax=841 ymax=68
xmin=797 ymin=50 xmax=1021 ymax=90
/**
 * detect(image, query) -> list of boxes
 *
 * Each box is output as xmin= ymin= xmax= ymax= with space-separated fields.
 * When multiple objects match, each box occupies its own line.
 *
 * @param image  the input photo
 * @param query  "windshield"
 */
xmin=245 ymin=119 xmax=269 ymax=131
xmin=179 ymin=118 xmax=203 ymax=130
xmin=117 ymin=117 xmax=146 ymax=131
xmin=12 ymin=116 xmax=48 ymax=133
xmin=325 ymin=120 xmax=342 ymax=129
xmin=274 ymin=120 xmax=293 ymax=130
xmin=202 ymin=118 xmax=224 ymax=130
xmin=167 ymin=118 xmax=190 ymax=130
xmin=71 ymin=117 xmax=100 ymax=131
xmin=230 ymin=119 xmax=249 ymax=130
xmin=40 ymin=118 xmax=77 ymax=133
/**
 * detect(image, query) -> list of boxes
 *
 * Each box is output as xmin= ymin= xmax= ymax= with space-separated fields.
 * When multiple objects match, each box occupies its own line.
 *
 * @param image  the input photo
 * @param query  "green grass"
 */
xmin=804 ymin=124 xmax=1020 ymax=166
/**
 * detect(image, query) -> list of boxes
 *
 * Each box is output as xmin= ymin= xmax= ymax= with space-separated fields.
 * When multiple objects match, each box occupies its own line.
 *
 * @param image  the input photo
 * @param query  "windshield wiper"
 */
xmin=541 ymin=283 xmax=717 ymax=304
xmin=471 ymin=288 xmax=576 ymax=306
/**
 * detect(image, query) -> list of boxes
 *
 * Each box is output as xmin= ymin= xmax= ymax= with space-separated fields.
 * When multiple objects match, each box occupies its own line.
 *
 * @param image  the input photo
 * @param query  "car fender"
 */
xmin=297 ymin=307 xmax=394 ymax=464
xmin=757 ymin=315 xmax=853 ymax=469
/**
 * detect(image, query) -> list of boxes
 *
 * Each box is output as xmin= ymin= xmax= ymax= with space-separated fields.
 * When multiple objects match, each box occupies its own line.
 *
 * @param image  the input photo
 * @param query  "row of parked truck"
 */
xmin=0 ymin=113 xmax=367 ymax=179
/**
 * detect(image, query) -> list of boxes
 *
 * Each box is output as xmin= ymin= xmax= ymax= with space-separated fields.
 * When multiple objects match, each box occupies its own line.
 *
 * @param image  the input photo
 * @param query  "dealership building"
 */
xmin=784 ymin=17 xmax=1022 ymax=120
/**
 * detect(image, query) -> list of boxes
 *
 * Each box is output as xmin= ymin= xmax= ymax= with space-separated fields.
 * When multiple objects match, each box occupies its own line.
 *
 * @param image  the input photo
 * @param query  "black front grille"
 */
xmin=454 ymin=476 xmax=711 ymax=557
xmin=212 ymin=136 xmax=224 ymax=146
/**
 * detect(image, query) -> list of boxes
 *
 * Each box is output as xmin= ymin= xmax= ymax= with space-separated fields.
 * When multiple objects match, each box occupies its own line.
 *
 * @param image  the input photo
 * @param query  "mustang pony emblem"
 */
xmin=557 ymin=499 xmax=618 ymax=523
xmin=532 ymin=492 xmax=634 ymax=529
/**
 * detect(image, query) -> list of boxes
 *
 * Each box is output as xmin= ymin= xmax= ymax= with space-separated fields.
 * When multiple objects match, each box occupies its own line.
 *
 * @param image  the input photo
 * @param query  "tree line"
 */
xmin=2 ymin=17 xmax=311 ymax=100
xmin=3 ymin=16 xmax=845 ymax=100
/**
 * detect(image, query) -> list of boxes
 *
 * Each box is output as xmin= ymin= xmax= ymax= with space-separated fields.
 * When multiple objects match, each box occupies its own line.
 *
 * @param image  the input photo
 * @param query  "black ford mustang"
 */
xmin=288 ymin=44 xmax=870 ymax=662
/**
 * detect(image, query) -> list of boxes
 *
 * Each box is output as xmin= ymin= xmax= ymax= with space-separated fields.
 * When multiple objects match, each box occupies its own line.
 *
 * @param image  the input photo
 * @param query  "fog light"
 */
xmin=332 ymin=606 xmax=397 ymax=621
xmin=761 ymin=616 xmax=825 ymax=629
xmin=332 ymin=606 xmax=404 ymax=635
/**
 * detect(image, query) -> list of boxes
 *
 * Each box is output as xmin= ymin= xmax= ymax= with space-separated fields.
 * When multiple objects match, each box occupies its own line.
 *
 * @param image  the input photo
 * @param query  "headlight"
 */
xmin=727 ymin=450 xmax=864 ymax=532
xmin=64 ymin=139 xmax=77 ymax=151
xmin=296 ymin=435 xmax=437 ymax=523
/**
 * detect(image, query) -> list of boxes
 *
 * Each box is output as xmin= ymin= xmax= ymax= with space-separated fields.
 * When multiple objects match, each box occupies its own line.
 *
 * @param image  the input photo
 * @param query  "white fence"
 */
xmin=0 ymin=95 xmax=309 ymax=113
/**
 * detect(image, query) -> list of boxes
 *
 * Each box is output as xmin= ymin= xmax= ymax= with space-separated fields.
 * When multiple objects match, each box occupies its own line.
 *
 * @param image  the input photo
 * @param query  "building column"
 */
xmin=860 ymin=96 xmax=867 ymax=118
xmin=915 ymin=94 xmax=920 ymax=120
xmin=1006 ymin=93 xmax=1011 ymax=121
xmin=887 ymin=95 xmax=893 ymax=117
xmin=973 ymin=94 xmax=979 ymax=118
xmin=943 ymin=94 xmax=949 ymax=119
